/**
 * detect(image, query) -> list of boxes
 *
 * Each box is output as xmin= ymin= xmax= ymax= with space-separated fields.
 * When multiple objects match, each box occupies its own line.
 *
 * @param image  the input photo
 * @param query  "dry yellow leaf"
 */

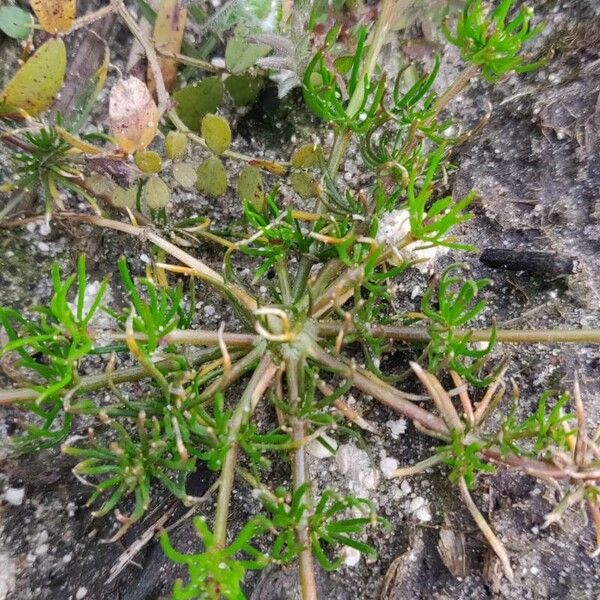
xmin=109 ymin=77 xmax=158 ymax=155
xmin=0 ymin=38 xmax=66 ymax=117
xmin=148 ymin=0 xmax=186 ymax=95
xmin=55 ymin=126 xmax=104 ymax=155
xmin=30 ymin=0 xmax=76 ymax=34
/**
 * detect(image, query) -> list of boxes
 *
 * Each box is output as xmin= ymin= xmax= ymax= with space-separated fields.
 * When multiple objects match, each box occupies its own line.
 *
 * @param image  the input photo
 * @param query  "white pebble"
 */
xmin=342 ymin=546 xmax=361 ymax=567
xmin=76 ymin=587 xmax=88 ymax=600
xmin=386 ymin=418 xmax=407 ymax=439
xmin=306 ymin=434 xmax=338 ymax=459
xmin=4 ymin=488 xmax=25 ymax=506
xmin=380 ymin=457 xmax=399 ymax=478
xmin=408 ymin=496 xmax=432 ymax=522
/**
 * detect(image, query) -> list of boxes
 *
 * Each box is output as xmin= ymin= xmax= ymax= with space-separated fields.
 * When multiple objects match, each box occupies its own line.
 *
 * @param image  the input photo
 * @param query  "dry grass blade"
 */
xmin=457 ymin=476 xmax=514 ymax=582
xmin=410 ymin=362 xmax=463 ymax=432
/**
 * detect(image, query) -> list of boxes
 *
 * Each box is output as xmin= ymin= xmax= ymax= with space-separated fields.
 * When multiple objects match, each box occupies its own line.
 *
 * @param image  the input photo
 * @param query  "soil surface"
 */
xmin=1 ymin=1 xmax=600 ymax=599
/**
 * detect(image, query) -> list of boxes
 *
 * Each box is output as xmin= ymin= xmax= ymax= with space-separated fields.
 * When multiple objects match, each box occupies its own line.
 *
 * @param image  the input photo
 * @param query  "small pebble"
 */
xmin=76 ymin=587 xmax=88 ymax=600
xmin=4 ymin=488 xmax=25 ymax=506
xmin=386 ymin=418 xmax=407 ymax=439
xmin=380 ymin=457 xmax=399 ymax=478
xmin=306 ymin=435 xmax=338 ymax=459
xmin=342 ymin=546 xmax=361 ymax=567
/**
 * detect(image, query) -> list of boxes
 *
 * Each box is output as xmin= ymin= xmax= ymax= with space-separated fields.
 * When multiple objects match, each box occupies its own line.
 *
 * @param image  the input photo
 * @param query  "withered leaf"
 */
xmin=148 ymin=0 xmax=187 ymax=95
xmin=109 ymin=77 xmax=158 ymax=155
xmin=0 ymin=38 xmax=66 ymax=117
xmin=30 ymin=0 xmax=76 ymax=34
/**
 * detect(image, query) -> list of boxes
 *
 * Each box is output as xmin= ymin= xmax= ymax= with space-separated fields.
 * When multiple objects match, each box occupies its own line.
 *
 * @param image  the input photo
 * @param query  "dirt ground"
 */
xmin=1 ymin=1 xmax=600 ymax=599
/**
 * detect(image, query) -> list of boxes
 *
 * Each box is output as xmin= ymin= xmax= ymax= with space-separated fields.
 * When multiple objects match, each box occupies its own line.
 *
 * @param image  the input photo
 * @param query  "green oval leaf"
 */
xmin=225 ymin=74 xmax=264 ymax=107
xmin=174 ymin=77 xmax=224 ymax=132
xmin=224 ymin=38 xmax=270 ymax=74
xmin=135 ymin=150 xmax=162 ymax=174
xmin=291 ymin=143 xmax=322 ymax=169
xmin=237 ymin=166 xmax=264 ymax=211
xmin=172 ymin=162 xmax=197 ymax=188
xmin=0 ymin=38 xmax=67 ymax=116
xmin=145 ymin=176 xmax=171 ymax=208
xmin=290 ymin=172 xmax=317 ymax=199
xmin=201 ymin=113 xmax=232 ymax=155
xmin=111 ymin=185 xmax=138 ymax=209
xmin=0 ymin=6 xmax=34 ymax=39
xmin=165 ymin=131 xmax=188 ymax=160
xmin=196 ymin=156 xmax=227 ymax=197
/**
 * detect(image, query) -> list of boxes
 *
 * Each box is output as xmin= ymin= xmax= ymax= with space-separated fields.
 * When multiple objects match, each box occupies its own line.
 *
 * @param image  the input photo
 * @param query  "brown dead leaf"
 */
xmin=380 ymin=529 xmax=426 ymax=599
xmin=148 ymin=0 xmax=186 ymax=95
xmin=437 ymin=525 xmax=468 ymax=578
xmin=30 ymin=0 xmax=76 ymax=34
xmin=109 ymin=77 xmax=158 ymax=155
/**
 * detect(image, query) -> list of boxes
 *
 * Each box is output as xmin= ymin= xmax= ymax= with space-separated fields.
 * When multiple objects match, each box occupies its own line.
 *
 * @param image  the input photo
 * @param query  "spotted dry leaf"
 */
xmin=30 ymin=0 xmax=76 ymax=34
xmin=437 ymin=525 xmax=467 ymax=578
xmin=148 ymin=0 xmax=186 ymax=95
xmin=0 ymin=38 xmax=66 ymax=116
xmin=109 ymin=77 xmax=158 ymax=155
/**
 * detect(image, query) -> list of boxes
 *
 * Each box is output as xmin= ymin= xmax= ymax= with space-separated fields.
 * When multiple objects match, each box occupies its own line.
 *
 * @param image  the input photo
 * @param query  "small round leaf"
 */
xmin=87 ymin=174 xmax=116 ymax=197
xmin=201 ymin=114 xmax=232 ymax=155
xmin=111 ymin=185 xmax=138 ymax=208
xmin=172 ymin=162 xmax=197 ymax=188
xmin=30 ymin=0 xmax=75 ymax=34
xmin=174 ymin=77 xmax=224 ymax=132
xmin=165 ymin=131 xmax=188 ymax=160
xmin=225 ymin=75 xmax=264 ymax=107
xmin=109 ymin=77 xmax=158 ymax=155
xmin=145 ymin=176 xmax=171 ymax=209
xmin=291 ymin=143 xmax=321 ymax=169
xmin=134 ymin=150 xmax=162 ymax=174
xmin=237 ymin=166 xmax=264 ymax=211
xmin=196 ymin=156 xmax=227 ymax=197
xmin=290 ymin=172 xmax=318 ymax=199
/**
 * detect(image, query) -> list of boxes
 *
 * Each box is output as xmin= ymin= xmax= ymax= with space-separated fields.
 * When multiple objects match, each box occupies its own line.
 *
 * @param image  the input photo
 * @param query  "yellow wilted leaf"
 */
xmin=30 ymin=0 xmax=76 ymax=34
xmin=109 ymin=77 xmax=158 ymax=155
xmin=148 ymin=0 xmax=186 ymax=95
xmin=55 ymin=126 xmax=104 ymax=155
xmin=0 ymin=38 xmax=67 ymax=117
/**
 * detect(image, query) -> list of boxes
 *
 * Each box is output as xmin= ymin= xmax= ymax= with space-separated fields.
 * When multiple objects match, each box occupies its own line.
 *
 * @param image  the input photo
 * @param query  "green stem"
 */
xmin=185 ymin=341 xmax=266 ymax=409
xmin=286 ymin=357 xmax=318 ymax=600
xmin=160 ymin=329 xmax=258 ymax=347
xmin=213 ymin=355 xmax=277 ymax=548
xmin=292 ymin=0 xmax=395 ymax=303
xmin=390 ymin=453 xmax=444 ymax=478
xmin=315 ymin=322 xmax=600 ymax=345
xmin=309 ymin=344 xmax=448 ymax=435
xmin=431 ymin=64 xmax=480 ymax=117
xmin=276 ymin=261 xmax=292 ymax=305
xmin=0 ymin=348 xmax=223 ymax=405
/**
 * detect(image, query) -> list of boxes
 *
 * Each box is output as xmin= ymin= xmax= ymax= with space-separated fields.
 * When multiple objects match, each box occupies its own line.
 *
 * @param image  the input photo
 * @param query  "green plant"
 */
xmin=421 ymin=263 xmax=496 ymax=385
xmin=443 ymin=0 xmax=546 ymax=81
xmin=3 ymin=1 xmax=600 ymax=599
